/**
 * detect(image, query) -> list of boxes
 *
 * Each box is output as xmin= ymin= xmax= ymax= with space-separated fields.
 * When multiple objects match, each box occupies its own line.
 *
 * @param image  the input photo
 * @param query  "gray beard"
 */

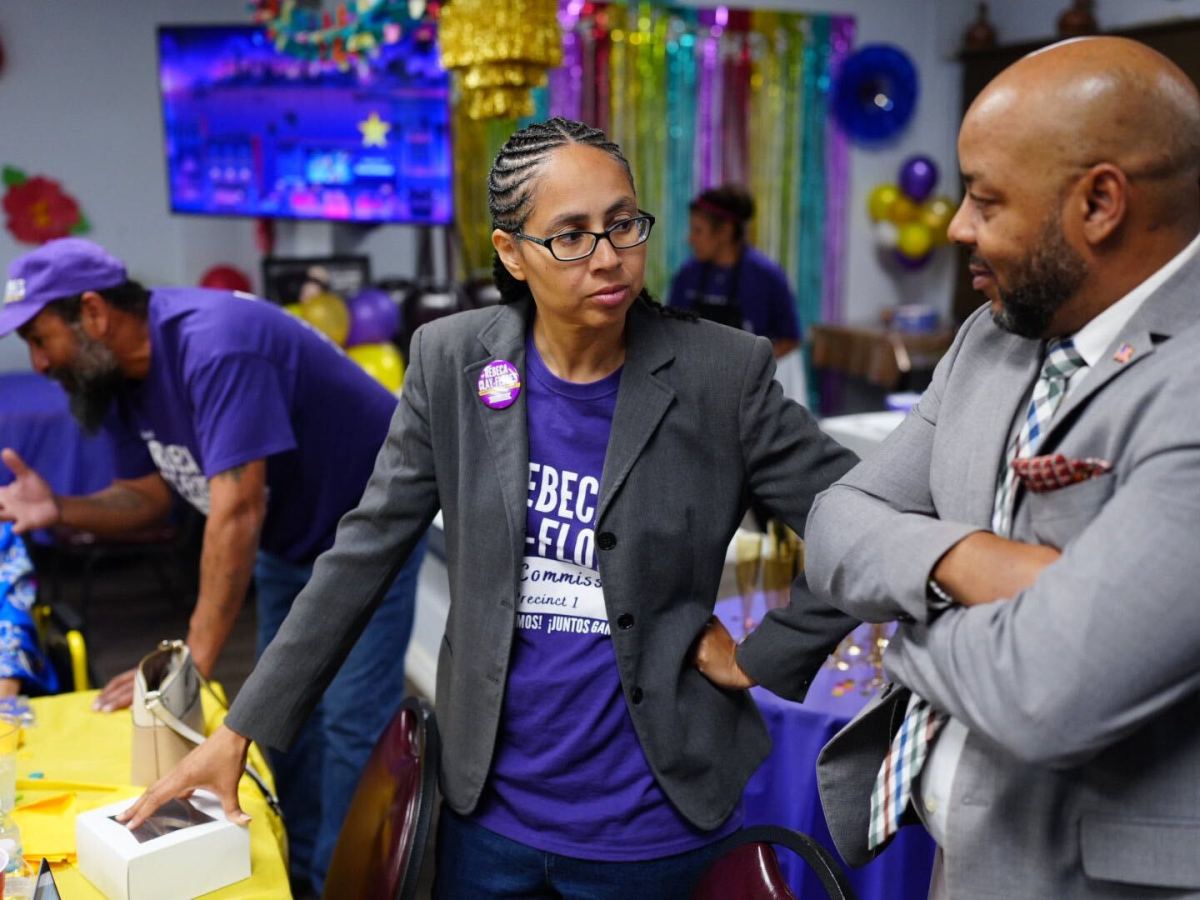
xmin=54 ymin=328 xmax=124 ymax=434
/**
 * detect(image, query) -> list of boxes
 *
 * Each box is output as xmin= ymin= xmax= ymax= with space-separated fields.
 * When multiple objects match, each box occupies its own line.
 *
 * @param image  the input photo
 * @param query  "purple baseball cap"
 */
xmin=1 ymin=238 xmax=128 ymax=336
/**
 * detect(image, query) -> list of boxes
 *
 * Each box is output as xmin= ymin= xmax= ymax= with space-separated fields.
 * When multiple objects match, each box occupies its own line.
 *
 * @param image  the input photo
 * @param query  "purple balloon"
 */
xmin=893 ymin=248 xmax=931 ymax=271
xmin=345 ymin=288 xmax=400 ymax=346
xmin=898 ymin=155 xmax=938 ymax=202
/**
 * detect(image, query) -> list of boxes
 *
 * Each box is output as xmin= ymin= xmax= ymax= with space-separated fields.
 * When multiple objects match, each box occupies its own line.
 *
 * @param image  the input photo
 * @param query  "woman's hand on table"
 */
xmin=117 ymin=724 xmax=253 ymax=829
xmin=693 ymin=616 xmax=758 ymax=690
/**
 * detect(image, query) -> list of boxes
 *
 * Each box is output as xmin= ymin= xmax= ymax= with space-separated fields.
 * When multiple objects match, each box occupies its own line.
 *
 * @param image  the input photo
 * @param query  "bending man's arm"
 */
xmin=187 ymin=461 xmax=267 ymax=676
xmin=95 ymin=460 xmax=266 ymax=711
xmin=0 ymin=448 xmax=171 ymax=537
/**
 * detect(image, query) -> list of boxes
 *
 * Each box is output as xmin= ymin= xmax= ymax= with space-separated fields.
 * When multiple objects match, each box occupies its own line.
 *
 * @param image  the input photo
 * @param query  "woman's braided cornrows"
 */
xmin=487 ymin=117 xmax=694 ymax=321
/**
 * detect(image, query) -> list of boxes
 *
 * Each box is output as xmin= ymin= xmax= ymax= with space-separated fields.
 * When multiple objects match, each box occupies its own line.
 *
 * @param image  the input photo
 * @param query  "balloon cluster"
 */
xmin=867 ymin=155 xmax=957 ymax=270
xmin=284 ymin=288 xmax=405 ymax=392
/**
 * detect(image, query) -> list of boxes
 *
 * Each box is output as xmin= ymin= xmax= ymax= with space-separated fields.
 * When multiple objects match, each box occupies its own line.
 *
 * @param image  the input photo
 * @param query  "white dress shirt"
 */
xmin=915 ymin=229 xmax=1200 ymax=846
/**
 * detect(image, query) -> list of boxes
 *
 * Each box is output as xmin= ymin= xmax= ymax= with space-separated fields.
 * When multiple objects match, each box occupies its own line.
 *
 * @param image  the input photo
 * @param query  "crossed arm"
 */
xmin=805 ymin=321 xmax=1200 ymax=768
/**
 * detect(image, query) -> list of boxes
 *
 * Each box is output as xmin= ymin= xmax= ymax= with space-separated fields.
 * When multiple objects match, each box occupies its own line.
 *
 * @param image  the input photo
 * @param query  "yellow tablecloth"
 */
xmin=17 ymin=691 xmax=291 ymax=899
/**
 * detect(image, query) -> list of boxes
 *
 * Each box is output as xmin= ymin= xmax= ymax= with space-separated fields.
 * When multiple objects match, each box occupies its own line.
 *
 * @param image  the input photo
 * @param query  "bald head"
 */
xmin=967 ymin=37 xmax=1200 ymax=219
xmin=949 ymin=38 xmax=1200 ymax=338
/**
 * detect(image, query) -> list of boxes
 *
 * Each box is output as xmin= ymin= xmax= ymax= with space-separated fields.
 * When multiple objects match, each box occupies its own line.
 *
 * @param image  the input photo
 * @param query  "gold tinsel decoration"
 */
xmin=438 ymin=0 xmax=562 ymax=119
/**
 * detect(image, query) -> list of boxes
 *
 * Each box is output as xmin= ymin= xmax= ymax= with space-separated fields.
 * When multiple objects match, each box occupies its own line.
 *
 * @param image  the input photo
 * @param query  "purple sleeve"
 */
xmin=188 ymin=354 xmax=298 ymax=477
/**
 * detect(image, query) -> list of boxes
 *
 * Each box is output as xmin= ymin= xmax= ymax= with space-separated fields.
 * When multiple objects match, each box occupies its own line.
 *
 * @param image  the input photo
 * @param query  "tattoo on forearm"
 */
xmin=95 ymin=489 xmax=148 ymax=511
xmin=216 ymin=465 xmax=247 ymax=483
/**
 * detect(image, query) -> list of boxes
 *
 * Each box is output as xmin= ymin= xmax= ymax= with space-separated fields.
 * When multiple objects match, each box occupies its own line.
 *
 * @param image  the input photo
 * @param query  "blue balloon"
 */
xmin=832 ymin=44 xmax=919 ymax=145
xmin=345 ymin=288 xmax=400 ymax=346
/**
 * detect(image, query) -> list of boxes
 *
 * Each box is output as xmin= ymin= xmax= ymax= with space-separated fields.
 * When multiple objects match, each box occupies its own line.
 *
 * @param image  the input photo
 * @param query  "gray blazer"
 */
xmin=227 ymin=298 xmax=857 ymax=830
xmin=808 ymin=250 xmax=1200 ymax=898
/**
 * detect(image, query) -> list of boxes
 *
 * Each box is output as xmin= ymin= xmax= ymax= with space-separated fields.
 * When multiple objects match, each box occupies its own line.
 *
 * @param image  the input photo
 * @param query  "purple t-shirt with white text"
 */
xmin=103 ymin=288 xmax=397 ymax=563
xmin=472 ymin=333 xmax=738 ymax=859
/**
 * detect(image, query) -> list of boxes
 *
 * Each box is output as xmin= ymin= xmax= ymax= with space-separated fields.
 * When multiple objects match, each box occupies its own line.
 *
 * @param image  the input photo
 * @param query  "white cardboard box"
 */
xmin=76 ymin=792 xmax=251 ymax=900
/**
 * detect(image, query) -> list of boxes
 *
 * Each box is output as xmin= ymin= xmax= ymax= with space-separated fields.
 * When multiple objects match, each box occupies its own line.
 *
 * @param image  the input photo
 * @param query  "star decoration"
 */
xmin=358 ymin=111 xmax=391 ymax=148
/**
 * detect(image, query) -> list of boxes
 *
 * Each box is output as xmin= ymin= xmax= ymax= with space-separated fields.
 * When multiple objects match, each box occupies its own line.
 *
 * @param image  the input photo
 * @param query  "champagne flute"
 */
xmin=734 ymin=531 xmax=762 ymax=637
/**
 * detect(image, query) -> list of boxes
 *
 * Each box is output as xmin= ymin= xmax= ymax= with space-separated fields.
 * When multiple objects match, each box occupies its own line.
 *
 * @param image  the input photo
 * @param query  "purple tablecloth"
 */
xmin=714 ymin=592 xmax=936 ymax=899
xmin=0 ymin=372 xmax=115 ymax=539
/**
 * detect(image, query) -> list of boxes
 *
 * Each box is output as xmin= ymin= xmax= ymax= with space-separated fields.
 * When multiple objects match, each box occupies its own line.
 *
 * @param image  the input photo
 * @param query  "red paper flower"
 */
xmin=3 ymin=172 xmax=88 ymax=245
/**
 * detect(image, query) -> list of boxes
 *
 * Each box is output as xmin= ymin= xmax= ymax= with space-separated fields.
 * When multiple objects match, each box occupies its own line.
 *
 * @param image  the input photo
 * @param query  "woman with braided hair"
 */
xmin=120 ymin=117 xmax=858 ymax=898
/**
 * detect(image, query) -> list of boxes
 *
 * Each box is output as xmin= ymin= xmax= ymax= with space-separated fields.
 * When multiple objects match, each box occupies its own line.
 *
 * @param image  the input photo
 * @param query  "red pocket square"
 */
xmin=1011 ymin=454 xmax=1112 ymax=493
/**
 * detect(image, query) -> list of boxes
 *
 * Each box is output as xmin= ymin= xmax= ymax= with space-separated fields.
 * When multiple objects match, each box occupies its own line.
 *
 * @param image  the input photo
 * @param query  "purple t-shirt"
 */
xmin=104 ymin=287 xmax=397 ymax=563
xmin=668 ymin=246 xmax=801 ymax=340
xmin=472 ymin=334 xmax=738 ymax=859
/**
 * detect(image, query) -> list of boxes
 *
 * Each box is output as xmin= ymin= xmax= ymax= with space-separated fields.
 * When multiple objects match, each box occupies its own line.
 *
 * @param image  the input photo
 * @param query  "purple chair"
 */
xmin=693 ymin=826 xmax=857 ymax=900
xmin=322 ymin=697 xmax=440 ymax=900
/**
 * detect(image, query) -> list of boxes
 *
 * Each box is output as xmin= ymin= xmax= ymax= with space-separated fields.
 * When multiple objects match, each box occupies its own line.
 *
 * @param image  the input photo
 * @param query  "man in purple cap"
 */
xmin=0 ymin=237 xmax=427 ymax=896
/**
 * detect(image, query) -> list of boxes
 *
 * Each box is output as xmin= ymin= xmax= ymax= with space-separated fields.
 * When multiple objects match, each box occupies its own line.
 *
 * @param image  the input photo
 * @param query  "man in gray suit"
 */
xmin=809 ymin=37 xmax=1200 ymax=898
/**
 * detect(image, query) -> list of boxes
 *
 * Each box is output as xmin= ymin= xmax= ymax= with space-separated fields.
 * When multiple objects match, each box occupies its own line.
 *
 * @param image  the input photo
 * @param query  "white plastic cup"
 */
xmin=0 ymin=716 xmax=18 ymax=815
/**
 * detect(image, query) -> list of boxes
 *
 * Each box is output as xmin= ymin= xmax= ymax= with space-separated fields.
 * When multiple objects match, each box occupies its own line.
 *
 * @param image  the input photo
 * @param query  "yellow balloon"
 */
xmin=348 ymin=342 xmax=405 ymax=392
xmin=896 ymin=222 xmax=934 ymax=260
xmin=867 ymin=183 xmax=901 ymax=222
xmin=888 ymin=195 xmax=919 ymax=225
xmin=282 ymin=302 xmax=304 ymax=318
xmin=300 ymin=292 xmax=350 ymax=346
xmin=920 ymin=195 xmax=957 ymax=245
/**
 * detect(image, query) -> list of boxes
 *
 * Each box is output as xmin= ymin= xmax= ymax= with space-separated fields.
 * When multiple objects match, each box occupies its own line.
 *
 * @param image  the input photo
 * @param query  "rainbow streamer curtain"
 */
xmin=453 ymin=3 xmax=854 ymax=331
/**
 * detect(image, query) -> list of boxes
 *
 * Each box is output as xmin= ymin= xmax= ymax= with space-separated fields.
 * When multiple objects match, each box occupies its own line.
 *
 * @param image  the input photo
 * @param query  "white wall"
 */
xmin=0 ymin=1 xmax=422 ymax=371
xmin=936 ymin=0 xmax=1200 ymax=53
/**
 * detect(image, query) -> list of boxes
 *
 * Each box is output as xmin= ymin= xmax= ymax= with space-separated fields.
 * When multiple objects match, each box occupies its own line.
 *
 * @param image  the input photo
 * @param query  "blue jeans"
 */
xmin=433 ymin=805 xmax=726 ymax=900
xmin=253 ymin=536 xmax=427 ymax=894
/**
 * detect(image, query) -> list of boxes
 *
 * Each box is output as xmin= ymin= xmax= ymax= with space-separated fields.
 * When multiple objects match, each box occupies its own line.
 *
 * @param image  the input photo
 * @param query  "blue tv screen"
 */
xmin=157 ymin=24 xmax=453 ymax=225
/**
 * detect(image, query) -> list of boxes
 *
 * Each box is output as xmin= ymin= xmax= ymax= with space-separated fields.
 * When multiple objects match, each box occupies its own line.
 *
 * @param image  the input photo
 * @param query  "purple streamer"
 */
xmin=821 ymin=15 xmax=855 ymax=326
xmin=549 ymin=27 xmax=584 ymax=120
xmin=549 ymin=0 xmax=584 ymax=121
xmin=696 ymin=31 xmax=720 ymax=190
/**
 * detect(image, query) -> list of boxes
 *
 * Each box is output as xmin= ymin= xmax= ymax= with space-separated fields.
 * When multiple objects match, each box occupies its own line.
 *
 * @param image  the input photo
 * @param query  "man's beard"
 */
xmin=51 ymin=327 xmax=124 ymax=434
xmin=986 ymin=217 xmax=1087 ymax=339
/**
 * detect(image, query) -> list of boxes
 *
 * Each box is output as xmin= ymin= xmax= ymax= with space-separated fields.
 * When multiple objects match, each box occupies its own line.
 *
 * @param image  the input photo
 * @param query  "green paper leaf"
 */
xmin=71 ymin=215 xmax=92 ymax=234
xmin=2 ymin=166 xmax=28 ymax=188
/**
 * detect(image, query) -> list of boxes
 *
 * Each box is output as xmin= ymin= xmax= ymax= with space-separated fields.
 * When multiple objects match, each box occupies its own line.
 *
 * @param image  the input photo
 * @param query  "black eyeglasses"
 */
xmin=514 ymin=214 xmax=656 ymax=262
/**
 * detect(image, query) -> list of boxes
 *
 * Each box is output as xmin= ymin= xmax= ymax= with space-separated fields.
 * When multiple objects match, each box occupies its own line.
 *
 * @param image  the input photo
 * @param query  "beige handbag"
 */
xmin=130 ymin=639 xmax=280 ymax=813
xmin=131 ymin=640 xmax=204 ymax=786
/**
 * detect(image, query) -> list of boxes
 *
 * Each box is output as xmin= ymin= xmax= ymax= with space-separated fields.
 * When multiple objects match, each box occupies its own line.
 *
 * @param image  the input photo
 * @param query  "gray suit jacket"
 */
xmin=808 ymin=250 xmax=1200 ymax=898
xmin=227 ymin=298 xmax=857 ymax=830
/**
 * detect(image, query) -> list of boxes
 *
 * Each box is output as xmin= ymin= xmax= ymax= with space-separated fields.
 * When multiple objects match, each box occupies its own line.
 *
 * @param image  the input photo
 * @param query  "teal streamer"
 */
xmin=797 ymin=15 xmax=830 ymax=344
xmin=798 ymin=15 xmax=832 ymax=408
xmin=663 ymin=9 xmax=698 ymax=295
xmin=526 ymin=85 xmax=551 ymax=126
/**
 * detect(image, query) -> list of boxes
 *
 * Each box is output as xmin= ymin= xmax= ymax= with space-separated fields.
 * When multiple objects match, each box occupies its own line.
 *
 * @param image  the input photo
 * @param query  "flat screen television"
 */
xmin=157 ymin=24 xmax=453 ymax=224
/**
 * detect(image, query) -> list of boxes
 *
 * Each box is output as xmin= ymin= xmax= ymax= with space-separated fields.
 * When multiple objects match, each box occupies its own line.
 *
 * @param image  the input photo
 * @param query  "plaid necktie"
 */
xmin=992 ymin=338 xmax=1088 ymax=537
xmin=866 ymin=338 xmax=1087 ymax=851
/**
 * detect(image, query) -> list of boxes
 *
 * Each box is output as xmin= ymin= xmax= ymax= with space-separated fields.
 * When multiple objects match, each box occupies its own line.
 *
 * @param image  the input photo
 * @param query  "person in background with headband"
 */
xmin=668 ymin=184 xmax=801 ymax=358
